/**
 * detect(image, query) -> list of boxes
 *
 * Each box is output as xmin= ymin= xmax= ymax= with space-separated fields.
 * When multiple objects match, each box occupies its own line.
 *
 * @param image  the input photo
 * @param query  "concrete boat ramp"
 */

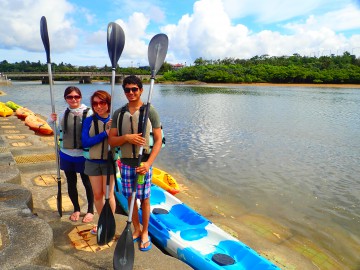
xmin=0 ymin=114 xmax=191 ymax=270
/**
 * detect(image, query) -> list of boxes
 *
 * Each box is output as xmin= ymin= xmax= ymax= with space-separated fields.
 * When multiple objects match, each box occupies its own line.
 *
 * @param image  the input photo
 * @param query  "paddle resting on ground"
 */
xmin=40 ymin=16 xmax=62 ymax=217
xmin=113 ymin=33 xmax=169 ymax=270
xmin=96 ymin=22 xmax=125 ymax=246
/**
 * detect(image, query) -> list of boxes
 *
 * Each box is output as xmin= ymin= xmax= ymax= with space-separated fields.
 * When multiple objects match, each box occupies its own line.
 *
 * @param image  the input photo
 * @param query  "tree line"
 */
xmin=163 ymin=52 xmax=360 ymax=84
xmin=1 ymin=52 xmax=359 ymax=84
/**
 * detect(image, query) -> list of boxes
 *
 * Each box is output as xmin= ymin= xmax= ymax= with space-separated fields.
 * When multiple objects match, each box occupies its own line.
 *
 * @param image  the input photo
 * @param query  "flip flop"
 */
xmin=139 ymin=236 xmax=152 ymax=252
xmin=82 ymin=213 xmax=94 ymax=223
xmin=69 ymin=211 xmax=80 ymax=222
xmin=90 ymin=226 xmax=97 ymax=235
xmin=133 ymin=236 xmax=141 ymax=243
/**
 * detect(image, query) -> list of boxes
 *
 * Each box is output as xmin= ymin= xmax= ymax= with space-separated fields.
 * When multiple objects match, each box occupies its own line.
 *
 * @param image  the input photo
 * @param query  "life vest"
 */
xmin=116 ymin=104 xmax=165 ymax=159
xmin=83 ymin=115 xmax=113 ymax=160
xmin=59 ymin=108 xmax=90 ymax=149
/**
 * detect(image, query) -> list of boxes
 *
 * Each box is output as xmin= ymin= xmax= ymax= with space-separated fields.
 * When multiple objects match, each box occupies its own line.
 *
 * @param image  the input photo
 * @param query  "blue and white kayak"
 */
xmin=115 ymin=176 xmax=280 ymax=270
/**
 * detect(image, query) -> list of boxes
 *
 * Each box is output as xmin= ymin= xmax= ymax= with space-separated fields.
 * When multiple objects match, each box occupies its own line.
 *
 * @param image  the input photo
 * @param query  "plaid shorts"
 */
xmin=121 ymin=163 xmax=152 ymax=200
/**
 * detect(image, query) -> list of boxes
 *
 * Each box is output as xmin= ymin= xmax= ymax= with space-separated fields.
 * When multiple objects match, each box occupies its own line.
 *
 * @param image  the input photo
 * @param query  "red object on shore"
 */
xmin=16 ymin=107 xmax=35 ymax=119
xmin=25 ymin=114 xmax=53 ymax=135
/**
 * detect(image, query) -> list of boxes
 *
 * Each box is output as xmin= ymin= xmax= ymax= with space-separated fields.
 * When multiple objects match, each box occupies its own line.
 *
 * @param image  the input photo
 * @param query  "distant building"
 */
xmin=0 ymin=72 xmax=11 ymax=85
xmin=171 ymin=63 xmax=184 ymax=70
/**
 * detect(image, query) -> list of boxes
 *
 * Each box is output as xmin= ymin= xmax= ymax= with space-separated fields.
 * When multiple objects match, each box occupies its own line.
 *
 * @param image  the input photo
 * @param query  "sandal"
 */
xmin=133 ymin=236 xmax=141 ymax=243
xmin=69 ymin=211 xmax=80 ymax=222
xmin=139 ymin=236 xmax=152 ymax=251
xmin=90 ymin=226 xmax=97 ymax=235
xmin=82 ymin=213 xmax=94 ymax=223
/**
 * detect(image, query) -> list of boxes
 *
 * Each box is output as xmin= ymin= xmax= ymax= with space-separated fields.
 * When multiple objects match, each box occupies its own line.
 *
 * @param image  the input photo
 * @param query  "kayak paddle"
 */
xmin=113 ymin=33 xmax=169 ymax=270
xmin=40 ymin=16 xmax=62 ymax=217
xmin=97 ymin=22 xmax=125 ymax=246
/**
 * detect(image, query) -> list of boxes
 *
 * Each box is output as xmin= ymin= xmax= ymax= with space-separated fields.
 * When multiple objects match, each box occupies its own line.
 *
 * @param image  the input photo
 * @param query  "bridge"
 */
xmin=3 ymin=72 xmax=152 ymax=84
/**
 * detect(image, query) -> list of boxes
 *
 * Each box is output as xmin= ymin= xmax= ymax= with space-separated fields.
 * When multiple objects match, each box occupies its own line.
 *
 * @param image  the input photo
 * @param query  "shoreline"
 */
xmin=160 ymin=81 xmax=360 ymax=88
xmin=168 ymin=167 xmax=350 ymax=269
xmin=5 ymin=79 xmax=360 ymax=89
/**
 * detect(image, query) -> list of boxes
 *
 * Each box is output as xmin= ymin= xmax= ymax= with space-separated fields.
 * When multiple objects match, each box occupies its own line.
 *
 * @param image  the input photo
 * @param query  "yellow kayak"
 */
xmin=0 ymin=102 xmax=13 ymax=117
xmin=116 ymin=160 xmax=180 ymax=195
xmin=152 ymin=167 xmax=180 ymax=195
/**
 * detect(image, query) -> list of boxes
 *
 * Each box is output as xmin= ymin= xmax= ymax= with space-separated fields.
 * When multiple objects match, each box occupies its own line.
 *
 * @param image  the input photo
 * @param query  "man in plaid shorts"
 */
xmin=109 ymin=75 xmax=162 ymax=251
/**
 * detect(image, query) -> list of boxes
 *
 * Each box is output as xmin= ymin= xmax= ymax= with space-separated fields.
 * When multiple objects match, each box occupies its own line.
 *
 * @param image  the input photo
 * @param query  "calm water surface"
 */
xmin=2 ymin=81 xmax=360 ymax=268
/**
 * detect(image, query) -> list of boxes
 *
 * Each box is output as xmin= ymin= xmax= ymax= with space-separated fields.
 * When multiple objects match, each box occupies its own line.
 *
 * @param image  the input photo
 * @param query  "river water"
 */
xmin=1 ymin=81 xmax=360 ymax=269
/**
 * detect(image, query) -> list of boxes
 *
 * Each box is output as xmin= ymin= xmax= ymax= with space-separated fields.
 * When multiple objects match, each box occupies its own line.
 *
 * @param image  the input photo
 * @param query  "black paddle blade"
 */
xmin=40 ymin=16 xmax=51 ymax=64
xmin=97 ymin=200 xmax=116 ymax=245
xmin=113 ymin=222 xmax=135 ymax=270
xmin=57 ymin=181 xmax=62 ymax=217
xmin=107 ymin=22 xmax=125 ymax=69
xmin=148 ymin=33 xmax=168 ymax=77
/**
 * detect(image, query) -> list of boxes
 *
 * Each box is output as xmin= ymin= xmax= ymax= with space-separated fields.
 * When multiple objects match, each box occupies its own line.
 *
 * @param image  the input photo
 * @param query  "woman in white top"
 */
xmin=48 ymin=86 xmax=94 ymax=223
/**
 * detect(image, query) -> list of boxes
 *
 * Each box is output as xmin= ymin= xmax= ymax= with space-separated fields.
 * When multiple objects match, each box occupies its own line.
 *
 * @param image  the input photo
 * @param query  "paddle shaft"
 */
xmin=41 ymin=16 xmax=62 ymax=216
xmin=114 ymin=33 xmax=168 ymax=270
xmin=48 ymin=63 xmax=61 ymax=207
xmin=127 ymin=34 xmax=168 ymax=221
xmin=104 ymin=67 xmax=116 ymax=200
xmin=127 ymin=77 xmax=154 ymax=221
xmin=104 ymin=22 xmax=125 ymax=200
xmin=97 ymin=22 xmax=125 ymax=247
xmin=47 ymin=63 xmax=60 ymax=179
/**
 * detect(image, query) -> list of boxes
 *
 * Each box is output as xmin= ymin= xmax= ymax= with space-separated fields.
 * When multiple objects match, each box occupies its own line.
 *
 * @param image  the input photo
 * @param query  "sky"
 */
xmin=0 ymin=0 xmax=360 ymax=68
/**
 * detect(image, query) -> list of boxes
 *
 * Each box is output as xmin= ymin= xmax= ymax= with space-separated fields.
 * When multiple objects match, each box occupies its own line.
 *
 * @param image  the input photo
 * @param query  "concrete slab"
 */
xmin=0 ymin=210 xmax=53 ymax=270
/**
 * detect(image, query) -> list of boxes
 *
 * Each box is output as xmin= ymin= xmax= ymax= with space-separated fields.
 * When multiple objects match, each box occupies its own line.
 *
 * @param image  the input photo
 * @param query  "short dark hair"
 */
xmin=122 ymin=75 xmax=142 ymax=90
xmin=64 ymin=86 xmax=82 ymax=99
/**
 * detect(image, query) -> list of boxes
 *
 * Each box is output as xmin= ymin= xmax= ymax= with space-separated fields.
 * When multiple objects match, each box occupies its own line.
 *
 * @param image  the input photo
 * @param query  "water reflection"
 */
xmin=2 ymin=81 xmax=360 ymax=268
xmin=159 ymin=84 xmax=280 ymax=96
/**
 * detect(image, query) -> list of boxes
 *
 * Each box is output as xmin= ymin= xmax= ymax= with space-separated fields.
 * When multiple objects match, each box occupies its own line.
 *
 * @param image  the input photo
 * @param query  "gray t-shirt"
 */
xmin=111 ymin=104 xmax=161 ymax=166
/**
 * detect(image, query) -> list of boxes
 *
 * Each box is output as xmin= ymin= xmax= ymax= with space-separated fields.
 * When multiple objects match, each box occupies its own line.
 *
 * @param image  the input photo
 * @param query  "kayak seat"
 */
xmin=154 ymin=204 xmax=209 ymax=231
xmin=180 ymin=228 xmax=208 ymax=241
xmin=171 ymin=204 xmax=208 ymax=226
xmin=150 ymin=186 xmax=166 ymax=205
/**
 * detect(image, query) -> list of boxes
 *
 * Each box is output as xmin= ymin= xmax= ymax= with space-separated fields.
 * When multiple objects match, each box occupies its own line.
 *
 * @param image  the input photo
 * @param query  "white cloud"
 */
xmin=114 ymin=12 xmax=151 ymax=66
xmin=160 ymin=0 xmax=360 ymax=64
xmin=222 ymin=0 xmax=354 ymax=23
xmin=0 ymin=0 xmax=359 ymax=67
xmin=0 ymin=0 xmax=77 ymax=53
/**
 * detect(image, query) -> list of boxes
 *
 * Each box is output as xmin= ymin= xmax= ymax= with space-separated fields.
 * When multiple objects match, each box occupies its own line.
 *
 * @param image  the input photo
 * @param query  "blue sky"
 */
xmin=0 ymin=0 xmax=359 ymax=67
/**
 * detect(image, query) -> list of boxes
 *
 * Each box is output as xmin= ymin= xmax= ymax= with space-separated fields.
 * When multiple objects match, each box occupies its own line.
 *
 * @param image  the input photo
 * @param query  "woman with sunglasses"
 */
xmin=48 ymin=86 xmax=94 ymax=223
xmin=108 ymin=75 xmax=163 ymax=251
xmin=81 ymin=90 xmax=115 ymax=234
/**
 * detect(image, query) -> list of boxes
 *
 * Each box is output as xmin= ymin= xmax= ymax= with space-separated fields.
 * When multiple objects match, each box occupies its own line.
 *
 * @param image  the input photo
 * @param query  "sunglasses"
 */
xmin=124 ymin=87 xmax=139 ymax=93
xmin=92 ymin=100 xmax=108 ymax=107
xmin=65 ymin=95 xmax=81 ymax=100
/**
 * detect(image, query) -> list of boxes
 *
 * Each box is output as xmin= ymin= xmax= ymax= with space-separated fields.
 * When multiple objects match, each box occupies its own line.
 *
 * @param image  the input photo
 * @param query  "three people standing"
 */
xmin=50 ymin=76 xmax=162 ymax=252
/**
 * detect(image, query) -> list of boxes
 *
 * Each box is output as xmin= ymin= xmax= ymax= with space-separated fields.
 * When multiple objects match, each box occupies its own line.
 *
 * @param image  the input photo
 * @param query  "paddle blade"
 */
xmin=57 ymin=180 xmax=62 ymax=217
xmin=97 ymin=200 xmax=116 ymax=245
xmin=113 ymin=222 xmax=134 ymax=270
xmin=148 ymin=33 xmax=168 ymax=77
xmin=40 ymin=16 xmax=51 ymax=64
xmin=107 ymin=22 xmax=125 ymax=69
